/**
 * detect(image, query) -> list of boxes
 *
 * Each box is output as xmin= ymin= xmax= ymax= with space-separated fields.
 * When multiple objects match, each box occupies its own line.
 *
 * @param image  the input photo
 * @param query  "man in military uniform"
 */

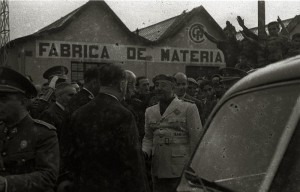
xmin=63 ymin=63 xmax=149 ymax=192
xmin=187 ymin=77 xmax=198 ymax=98
xmin=30 ymin=66 xmax=68 ymax=119
xmin=122 ymin=70 xmax=145 ymax=141
xmin=0 ymin=67 xmax=59 ymax=192
xmin=39 ymin=82 xmax=76 ymax=140
xmin=142 ymin=74 xmax=203 ymax=192
xmin=174 ymin=72 xmax=204 ymax=124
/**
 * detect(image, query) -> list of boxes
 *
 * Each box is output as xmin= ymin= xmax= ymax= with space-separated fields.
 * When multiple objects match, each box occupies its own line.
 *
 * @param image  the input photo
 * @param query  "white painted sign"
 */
xmin=36 ymin=40 xmax=225 ymax=66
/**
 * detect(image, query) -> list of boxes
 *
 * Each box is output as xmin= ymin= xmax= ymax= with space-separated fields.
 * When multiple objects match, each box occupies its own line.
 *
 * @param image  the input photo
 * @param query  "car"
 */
xmin=177 ymin=56 xmax=300 ymax=192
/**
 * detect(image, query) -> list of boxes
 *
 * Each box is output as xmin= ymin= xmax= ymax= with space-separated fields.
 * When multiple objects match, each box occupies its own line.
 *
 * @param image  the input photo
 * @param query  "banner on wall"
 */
xmin=36 ymin=40 xmax=225 ymax=66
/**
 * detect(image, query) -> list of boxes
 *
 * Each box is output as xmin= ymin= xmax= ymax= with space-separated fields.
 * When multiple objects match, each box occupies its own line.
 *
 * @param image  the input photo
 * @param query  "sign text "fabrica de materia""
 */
xmin=37 ymin=40 xmax=225 ymax=65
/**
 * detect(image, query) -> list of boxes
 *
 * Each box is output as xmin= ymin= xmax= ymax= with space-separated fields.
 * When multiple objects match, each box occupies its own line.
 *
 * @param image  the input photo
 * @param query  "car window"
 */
xmin=189 ymin=82 xmax=300 ymax=192
xmin=269 ymin=118 xmax=300 ymax=192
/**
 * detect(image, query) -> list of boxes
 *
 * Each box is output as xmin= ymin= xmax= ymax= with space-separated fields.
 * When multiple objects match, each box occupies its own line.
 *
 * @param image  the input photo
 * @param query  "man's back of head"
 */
xmin=83 ymin=67 xmax=101 ymax=96
xmin=99 ymin=63 xmax=127 ymax=100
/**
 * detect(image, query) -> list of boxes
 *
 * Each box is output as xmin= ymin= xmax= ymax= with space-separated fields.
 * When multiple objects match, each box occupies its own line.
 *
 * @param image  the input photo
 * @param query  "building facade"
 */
xmin=7 ymin=1 xmax=226 ymax=85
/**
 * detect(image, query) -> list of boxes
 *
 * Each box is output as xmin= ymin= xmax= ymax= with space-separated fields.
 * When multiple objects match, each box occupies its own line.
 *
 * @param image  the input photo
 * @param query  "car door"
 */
xmin=177 ymin=80 xmax=300 ymax=192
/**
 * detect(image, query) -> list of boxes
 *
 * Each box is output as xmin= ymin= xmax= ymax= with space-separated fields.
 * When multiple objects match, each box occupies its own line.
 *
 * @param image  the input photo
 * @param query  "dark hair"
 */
xmin=99 ymin=63 xmax=126 ymax=87
xmin=267 ymin=21 xmax=279 ymax=28
xmin=136 ymin=76 xmax=148 ymax=86
xmin=200 ymin=81 xmax=212 ymax=89
xmin=84 ymin=67 xmax=101 ymax=83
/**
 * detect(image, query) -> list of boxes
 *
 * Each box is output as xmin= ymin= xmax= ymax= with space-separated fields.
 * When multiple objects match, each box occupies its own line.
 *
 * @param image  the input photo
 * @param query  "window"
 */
xmin=71 ymin=61 xmax=105 ymax=81
xmin=189 ymin=82 xmax=300 ymax=192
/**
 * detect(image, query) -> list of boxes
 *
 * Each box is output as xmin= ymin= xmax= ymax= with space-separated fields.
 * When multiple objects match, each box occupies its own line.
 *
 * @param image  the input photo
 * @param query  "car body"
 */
xmin=177 ymin=56 xmax=300 ymax=192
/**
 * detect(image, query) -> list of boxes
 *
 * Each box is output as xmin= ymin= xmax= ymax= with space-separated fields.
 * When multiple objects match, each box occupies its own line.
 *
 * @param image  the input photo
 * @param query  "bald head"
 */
xmin=125 ymin=70 xmax=136 ymax=99
xmin=174 ymin=72 xmax=188 ymax=97
xmin=174 ymin=72 xmax=187 ymax=82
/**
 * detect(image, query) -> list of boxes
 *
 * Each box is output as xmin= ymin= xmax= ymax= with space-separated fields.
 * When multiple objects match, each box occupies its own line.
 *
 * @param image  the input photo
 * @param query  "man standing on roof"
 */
xmin=237 ymin=16 xmax=290 ymax=66
xmin=203 ymin=21 xmax=240 ymax=68
xmin=0 ymin=67 xmax=59 ymax=192
xmin=142 ymin=74 xmax=203 ymax=192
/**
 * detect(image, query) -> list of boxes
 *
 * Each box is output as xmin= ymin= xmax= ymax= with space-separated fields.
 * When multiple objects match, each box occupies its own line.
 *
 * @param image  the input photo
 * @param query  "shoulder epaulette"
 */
xmin=33 ymin=119 xmax=56 ymax=130
xmin=180 ymin=98 xmax=195 ymax=104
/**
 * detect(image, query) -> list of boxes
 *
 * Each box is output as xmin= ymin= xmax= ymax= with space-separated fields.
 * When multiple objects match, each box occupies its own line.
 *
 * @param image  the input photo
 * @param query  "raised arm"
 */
xmin=237 ymin=16 xmax=259 ymax=41
xmin=277 ymin=16 xmax=289 ymax=36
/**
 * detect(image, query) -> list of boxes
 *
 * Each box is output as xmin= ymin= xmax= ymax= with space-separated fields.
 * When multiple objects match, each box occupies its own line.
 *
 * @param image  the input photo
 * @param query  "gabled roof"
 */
xmin=137 ymin=6 xmax=226 ymax=43
xmin=235 ymin=16 xmax=299 ymax=40
xmin=137 ymin=16 xmax=177 ymax=41
xmin=37 ymin=6 xmax=82 ymax=34
xmin=287 ymin=15 xmax=300 ymax=33
xmin=9 ymin=0 xmax=151 ymax=46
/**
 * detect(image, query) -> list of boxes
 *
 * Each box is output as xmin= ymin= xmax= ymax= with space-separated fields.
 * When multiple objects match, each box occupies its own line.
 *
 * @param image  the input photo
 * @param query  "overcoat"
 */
xmin=67 ymin=92 xmax=149 ymax=192
xmin=142 ymin=97 xmax=203 ymax=178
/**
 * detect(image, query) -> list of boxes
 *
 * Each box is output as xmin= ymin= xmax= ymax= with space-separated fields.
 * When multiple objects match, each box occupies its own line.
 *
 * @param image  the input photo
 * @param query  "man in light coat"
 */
xmin=142 ymin=74 xmax=203 ymax=192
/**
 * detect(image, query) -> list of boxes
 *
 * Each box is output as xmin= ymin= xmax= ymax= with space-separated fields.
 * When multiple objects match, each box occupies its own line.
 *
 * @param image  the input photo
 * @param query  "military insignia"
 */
xmin=20 ymin=140 xmax=28 ymax=149
xmin=174 ymin=109 xmax=181 ymax=115
xmin=11 ymin=127 xmax=17 ymax=134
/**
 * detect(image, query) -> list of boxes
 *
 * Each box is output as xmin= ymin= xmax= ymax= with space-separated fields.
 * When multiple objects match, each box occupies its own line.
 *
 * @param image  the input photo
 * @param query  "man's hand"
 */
xmin=49 ymin=76 xmax=59 ymax=89
xmin=277 ymin=16 xmax=282 ymax=23
xmin=237 ymin=16 xmax=245 ymax=27
xmin=0 ymin=176 xmax=6 ymax=192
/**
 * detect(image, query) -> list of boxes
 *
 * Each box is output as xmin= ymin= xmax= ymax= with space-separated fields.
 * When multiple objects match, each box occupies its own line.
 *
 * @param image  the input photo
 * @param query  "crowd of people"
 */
xmin=0 ymin=62 xmax=238 ymax=192
xmin=205 ymin=16 xmax=300 ymax=71
xmin=0 ymin=15 xmax=300 ymax=192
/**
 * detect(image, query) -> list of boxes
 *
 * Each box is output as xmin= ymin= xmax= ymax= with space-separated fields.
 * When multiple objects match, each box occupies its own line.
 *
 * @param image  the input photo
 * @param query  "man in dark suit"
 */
xmin=39 ymin=83 xmax=76 ymax=140
xmin=64 ymin=63 xmax=149 ymax=192
xmin=174 ymin=72 xmax=204 ymax=124
xmin=0 ymin=67 xmax=59 ymax=192
xmin=66 ymin=67 xmax=100 ymax=116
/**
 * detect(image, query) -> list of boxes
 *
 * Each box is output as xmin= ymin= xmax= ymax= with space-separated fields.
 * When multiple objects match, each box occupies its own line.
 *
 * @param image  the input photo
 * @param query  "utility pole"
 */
xmin=0 ymin=0 xmax=10 ymax=66
xmin=258 ymin=0 xmax=267 ymax=40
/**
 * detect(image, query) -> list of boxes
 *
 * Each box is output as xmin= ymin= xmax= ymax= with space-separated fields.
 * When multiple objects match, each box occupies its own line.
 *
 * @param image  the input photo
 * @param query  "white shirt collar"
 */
xmin=55 ymin=101 xmax=65 ymax=111
xmin=83 ymin=87 xmax=94 ymax=99
xmin=101 ymin=92 xmax=119 ymax=101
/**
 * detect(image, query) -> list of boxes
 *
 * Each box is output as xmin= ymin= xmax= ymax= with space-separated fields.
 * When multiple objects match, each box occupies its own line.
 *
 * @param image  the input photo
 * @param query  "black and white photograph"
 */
xmin=0 ymin=0 xmax=300 ymax=191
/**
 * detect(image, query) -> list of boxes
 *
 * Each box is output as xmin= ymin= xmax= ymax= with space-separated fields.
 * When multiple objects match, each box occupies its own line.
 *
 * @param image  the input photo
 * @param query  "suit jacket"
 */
xmin=0 ymin=115 xmax=59 ymax=192
xmin=66 ymin=88 xmax=94 ymax=116
xmin=142 ymin=97 xmax=203 ymax=178
xmin=67 ymin=92 xmax=149 ymax=192
xmin=39 ymin=102 xmax=67 ymax=140
xmin=59 ymin=88 xmax=94 ymax=167
xmin=122 ymin=98 xmax=146 ymax=142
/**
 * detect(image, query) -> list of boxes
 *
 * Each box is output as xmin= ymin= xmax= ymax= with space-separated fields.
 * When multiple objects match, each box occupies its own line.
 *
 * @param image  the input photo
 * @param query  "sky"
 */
xmin=8 ymin=0 xmax=300 ymax=41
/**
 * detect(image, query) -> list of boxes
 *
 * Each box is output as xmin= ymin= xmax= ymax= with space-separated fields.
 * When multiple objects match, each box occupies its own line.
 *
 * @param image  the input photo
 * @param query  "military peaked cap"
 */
xmin=187 ymin=77 xmax=198 ymax=86
xmin=152 ymin=74 xmax=176 ymax=84
xmin=43 ymin=66 xmax=68 ymax=80
xmin=0 ymin=67 xmax=37 ymax=98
